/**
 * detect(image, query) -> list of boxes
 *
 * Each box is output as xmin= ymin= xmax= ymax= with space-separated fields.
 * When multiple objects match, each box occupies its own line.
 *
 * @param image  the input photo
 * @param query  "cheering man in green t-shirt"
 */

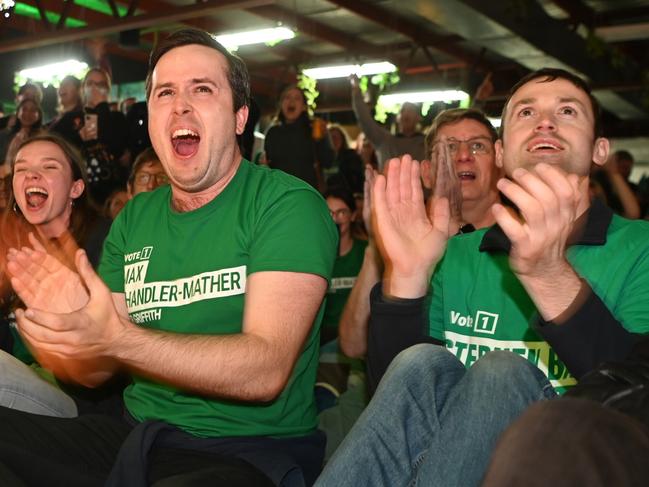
xmin=2 ymin=29 xmax=337 ymax=485
xmin=317 ymin=69 xmax=649 ymax=486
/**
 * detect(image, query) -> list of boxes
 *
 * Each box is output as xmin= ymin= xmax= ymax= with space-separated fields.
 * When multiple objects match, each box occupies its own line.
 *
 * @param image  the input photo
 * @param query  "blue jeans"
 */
xmin=315 ymin=344 xmax=556 ymax=487
xmin=0 ymin=350 xmax=77 ymax=417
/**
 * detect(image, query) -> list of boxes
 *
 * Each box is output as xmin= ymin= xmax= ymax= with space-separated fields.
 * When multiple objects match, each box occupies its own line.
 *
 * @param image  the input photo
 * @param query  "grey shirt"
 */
xmin=351 ymin=88 xmax=425 ymax=169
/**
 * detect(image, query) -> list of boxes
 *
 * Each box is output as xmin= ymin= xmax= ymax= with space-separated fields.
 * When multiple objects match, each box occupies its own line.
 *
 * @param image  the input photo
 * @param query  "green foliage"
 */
xmin=358 ymin=72 xmax=401 ymax=123
xmin=297 ymin=73 xmax=319 ymax=116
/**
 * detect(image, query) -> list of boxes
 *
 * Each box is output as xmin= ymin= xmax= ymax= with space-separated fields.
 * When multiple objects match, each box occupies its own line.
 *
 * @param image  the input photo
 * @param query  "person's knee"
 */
xmin=389 ymin=344 xmax=460 ymax=380
xmin=467 ymin=351 xmax=551 ymax=398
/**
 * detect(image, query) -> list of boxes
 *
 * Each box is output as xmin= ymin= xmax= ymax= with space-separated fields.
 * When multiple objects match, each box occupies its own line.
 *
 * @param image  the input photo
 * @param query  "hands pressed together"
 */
xmin=6 ymin=233 xmax=125 ymax=384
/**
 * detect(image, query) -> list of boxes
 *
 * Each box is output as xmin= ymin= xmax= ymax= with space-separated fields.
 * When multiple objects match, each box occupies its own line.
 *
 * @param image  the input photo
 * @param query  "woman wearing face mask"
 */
xmin=49 ymin=68 xmax=128 ymax=205
xmin=0 ymin=133 xmax=117 ymax=418
xmin=0 ymin=99 xmax=44 ymax=177
xmin=263 ymin=85 xmax=334 ymax=190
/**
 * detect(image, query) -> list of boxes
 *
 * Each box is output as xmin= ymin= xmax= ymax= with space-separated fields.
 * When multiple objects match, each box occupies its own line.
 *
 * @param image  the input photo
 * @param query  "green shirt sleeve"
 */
xmin=248 ymin=187 xmax=338 ymax=282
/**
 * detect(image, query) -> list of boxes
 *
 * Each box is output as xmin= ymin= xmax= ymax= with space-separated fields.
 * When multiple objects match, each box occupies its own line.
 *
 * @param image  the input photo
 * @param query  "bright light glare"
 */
xmin=0 ymin=0 xmax=15 ymax=11
xmin=488 ymin=117 xmax=501 ymax=128
xmin=379 ymin=90 xmax=470 ymax=105
xmin=302 ymin=62 xmax=397 ymax=80
xmin=215 ymin=27 xmax=295 ymax=51
xmin=18 ymin=59 xmax=88 ymax=85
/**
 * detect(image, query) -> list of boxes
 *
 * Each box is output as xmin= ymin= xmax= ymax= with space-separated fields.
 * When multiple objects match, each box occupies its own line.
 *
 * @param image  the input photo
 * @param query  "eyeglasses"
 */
xmin=437 ymin=137 xmax=492 ymax=156
xmin=135 ymin=173 xmax=169 ymax=185
xmin=329 ymin=208 xmax=351 ymax=219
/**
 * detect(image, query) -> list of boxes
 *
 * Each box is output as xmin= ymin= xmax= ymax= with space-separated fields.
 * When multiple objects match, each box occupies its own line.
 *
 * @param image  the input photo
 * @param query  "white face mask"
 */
xmin=84 ymin=85 xmax=108 ymax=101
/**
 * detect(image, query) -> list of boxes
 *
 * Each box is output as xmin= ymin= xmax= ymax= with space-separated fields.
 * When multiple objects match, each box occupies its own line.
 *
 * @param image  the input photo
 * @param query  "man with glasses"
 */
xmin=340 ymin=108 xmax=502 ymax=359
xmin=127 ymin=147 xmax=169 ymax=197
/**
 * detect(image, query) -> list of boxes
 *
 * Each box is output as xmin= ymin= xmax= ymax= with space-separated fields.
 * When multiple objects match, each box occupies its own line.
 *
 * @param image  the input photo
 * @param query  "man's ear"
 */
xmin=494 ymin=139 xmax=504 ymax=169
xmin=592 ymin=137 xmax=610 ymax=168
xmin=235 ymin=105 xmax=249 ymax=135
xmin=421 ymin=159 xmax=434 ymax=189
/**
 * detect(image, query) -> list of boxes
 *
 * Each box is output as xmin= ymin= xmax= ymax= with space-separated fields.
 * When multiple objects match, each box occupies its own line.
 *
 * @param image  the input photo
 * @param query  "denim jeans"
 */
xmin=315 ymin=344 xmax=556 ymax=487
xmin=0 ymin=350 xmax=77 ymax=417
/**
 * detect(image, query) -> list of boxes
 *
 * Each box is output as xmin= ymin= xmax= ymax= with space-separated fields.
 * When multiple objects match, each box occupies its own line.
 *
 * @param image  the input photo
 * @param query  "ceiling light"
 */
xmin=488 ymin=117 xmax=501 ymax=128
xmin=17 ymin=59 xmax=89 ymax=86
xmin=378 ymin=90 xmax=470 ymax=105
xmin=302 ymin=62 xmax=397 ymax=80
xmin=214 ymin=27 xmax=295 ymax=51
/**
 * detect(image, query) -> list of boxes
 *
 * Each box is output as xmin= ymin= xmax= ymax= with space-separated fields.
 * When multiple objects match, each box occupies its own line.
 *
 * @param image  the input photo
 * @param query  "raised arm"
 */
xmin=350 ymin=76 xmax=390 ymax=150
xmin=339 ymin=166 xmax=381 ymax=358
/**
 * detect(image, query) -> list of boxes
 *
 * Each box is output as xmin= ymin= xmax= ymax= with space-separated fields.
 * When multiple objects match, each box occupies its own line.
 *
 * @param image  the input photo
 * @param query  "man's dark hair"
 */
xmin=145 ymin=28 xmax=250 ymax=112
xmin=500 ymin=68 xmax=602 ymax=138
xmin=425 ymin=108 xmax=498 ymax=160
xmin=614 ymin=149 xmax=634 ymax=163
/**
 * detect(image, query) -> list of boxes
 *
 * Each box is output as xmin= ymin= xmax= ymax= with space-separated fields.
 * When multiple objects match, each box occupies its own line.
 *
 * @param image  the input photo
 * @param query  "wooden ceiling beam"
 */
xmin=325 ymin=0 xmax=483 ymax=67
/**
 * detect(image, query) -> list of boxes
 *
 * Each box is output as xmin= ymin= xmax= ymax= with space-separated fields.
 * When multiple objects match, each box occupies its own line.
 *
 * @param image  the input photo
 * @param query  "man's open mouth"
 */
xmin=458 ymin=171 xmax=476 ymax=181
xmin=171 ymin=128 xmax=200 ymax=157
xmin=528 ymin=139 xmax=564 ymax=152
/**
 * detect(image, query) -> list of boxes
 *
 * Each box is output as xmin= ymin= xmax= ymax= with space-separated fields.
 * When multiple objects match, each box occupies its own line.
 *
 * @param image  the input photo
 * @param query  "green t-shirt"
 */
xmin=429 ymin=213 xmax=649 ymax=392
xmin=322 ymin=238 xmax=368 ymax=329
xmin=99 ymin=159 xmax=338 ymax=438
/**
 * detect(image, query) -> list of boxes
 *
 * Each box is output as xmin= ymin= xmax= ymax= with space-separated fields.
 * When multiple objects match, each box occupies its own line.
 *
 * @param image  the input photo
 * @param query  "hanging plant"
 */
xmin=297 ymin=73 xmax=319 ymax=116
xmin=358 ymin=71 xmax=401 ymax=123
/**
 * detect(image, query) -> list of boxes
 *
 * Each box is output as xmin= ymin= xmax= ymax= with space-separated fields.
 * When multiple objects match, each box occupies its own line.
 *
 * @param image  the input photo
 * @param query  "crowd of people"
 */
xmin=0 ymin=26 xmax=647 ymax=486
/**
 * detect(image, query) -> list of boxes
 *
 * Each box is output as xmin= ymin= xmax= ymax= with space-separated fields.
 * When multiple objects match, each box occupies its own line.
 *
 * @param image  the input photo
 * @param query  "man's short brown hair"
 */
xmin=424 ymin=108 xmax=498 ymax=160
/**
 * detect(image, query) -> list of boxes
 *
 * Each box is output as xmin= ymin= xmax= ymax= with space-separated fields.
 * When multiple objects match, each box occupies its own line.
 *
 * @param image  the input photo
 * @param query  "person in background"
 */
xmin=103 ymin=188 xmax=129 ymax=220
xmin=326 ymin=124 xmax=364 ymax=195
xmin=126 ymin=147 xmax=168 ymax=198
xmin=0 ymin=83 xmax=43 ymax=132
xmin=47 ymin=76 xmax=83 ymax=129
xmin=104 ymin=148 xmax=168 ymax=219
xmin=590 ymin=149 xmax=640 ymax=219
xmin=0 ymin=99 xmax=44 ymax=177
xmin=317 ymin=186 xmax=369 ymax=459
xmin=49 ymin=68 xmax=127 ymax=205
xmin=264 ymin=85 xmax=334 ymax=189
xmin=350 ymin=75 xmax=425 ymax=169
